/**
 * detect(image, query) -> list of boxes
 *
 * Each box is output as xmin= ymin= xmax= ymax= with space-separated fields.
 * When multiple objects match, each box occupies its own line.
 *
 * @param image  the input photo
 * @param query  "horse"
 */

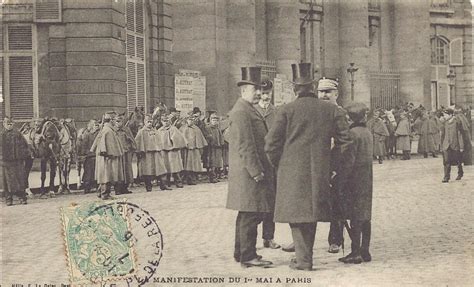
xmin=31 ymin=118 xmax=61 ymax=197
xmin=56 ymin=118 xmax=78 ymax=194
xmin=125 ymin=106 xmax=145 ymax=137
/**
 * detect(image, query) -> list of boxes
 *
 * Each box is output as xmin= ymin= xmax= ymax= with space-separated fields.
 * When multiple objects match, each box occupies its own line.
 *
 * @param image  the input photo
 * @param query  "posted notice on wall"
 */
xmin=175 ymin=69 xmax=206 ymax=114
xmin=273 ymin=74 xmax=296 ymax=107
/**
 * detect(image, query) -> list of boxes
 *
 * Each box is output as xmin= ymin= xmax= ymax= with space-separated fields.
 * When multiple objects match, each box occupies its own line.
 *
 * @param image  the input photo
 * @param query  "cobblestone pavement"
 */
xmin=1 ymin=157 xmax=473 ymax=286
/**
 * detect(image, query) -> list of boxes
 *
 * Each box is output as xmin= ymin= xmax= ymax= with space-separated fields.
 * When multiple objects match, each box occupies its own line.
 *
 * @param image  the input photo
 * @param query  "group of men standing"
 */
xmin=226 ymin=63 xmax=371 ymax=270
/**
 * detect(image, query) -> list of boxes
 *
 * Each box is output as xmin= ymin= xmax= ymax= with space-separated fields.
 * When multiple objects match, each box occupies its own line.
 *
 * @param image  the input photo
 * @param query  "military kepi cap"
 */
xmin=317 ymin=77 xmax=339 ymax=91
xmin=237 ymin=67 xmax=262 ymax=87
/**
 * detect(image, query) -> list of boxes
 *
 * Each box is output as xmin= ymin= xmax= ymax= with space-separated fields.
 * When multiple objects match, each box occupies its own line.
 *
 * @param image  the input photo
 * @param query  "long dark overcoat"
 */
xmin=372 ymin=118 xmax=389 ymax=157
xmin=339 ymin=123 xmax=373 ymax=221
xmin=264 ymin=95 xmax=352 ymax=223
xmin=226 ymin=98 xmax=275 ymax=213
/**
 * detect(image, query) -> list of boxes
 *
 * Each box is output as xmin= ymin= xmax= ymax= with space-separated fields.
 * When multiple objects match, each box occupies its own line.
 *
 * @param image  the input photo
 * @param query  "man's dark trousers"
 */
xmin=290 ymin=222 xmax=317 ymax=268
xmin=262 ymin=212 xmax=275 ymax=240
xmin=234 ymin=211 xmax=264 ymax=262
xmin=328 ymin=221 xmax=344 ymax=246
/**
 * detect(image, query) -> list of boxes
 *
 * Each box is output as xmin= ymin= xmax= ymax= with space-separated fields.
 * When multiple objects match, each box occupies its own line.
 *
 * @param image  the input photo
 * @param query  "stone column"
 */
xmin=393 ymin=0 xmax=431 ymax=106
xmin=62 ymin=0 xmax=127 ymax=123
xmin=338 ymin=0 xmax=371 ymax=107
xmin=266 ymin=0 xmax=299 ymax=80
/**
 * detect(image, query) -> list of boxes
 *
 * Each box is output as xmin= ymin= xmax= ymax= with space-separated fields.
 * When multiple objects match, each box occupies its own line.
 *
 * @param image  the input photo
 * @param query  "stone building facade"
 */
xmin=173 ymin=0 xmax=472 ymax=113
xmin=0 ymin=0 xmax=472 ymax=124
xmin=1 ymin=0 xmax=173 ymax=125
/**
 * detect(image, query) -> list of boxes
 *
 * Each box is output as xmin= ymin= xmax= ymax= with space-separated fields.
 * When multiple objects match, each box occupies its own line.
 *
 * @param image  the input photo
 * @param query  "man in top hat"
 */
xmin=253 ymin=78 xmax=281 ymax=250
xmin=265 ymin=63 xmax=352 ymax=270
xmin=91 ymin=111 xmax=125 ymax=200
xmin=226 ymin=66 xmax=275 ymax=268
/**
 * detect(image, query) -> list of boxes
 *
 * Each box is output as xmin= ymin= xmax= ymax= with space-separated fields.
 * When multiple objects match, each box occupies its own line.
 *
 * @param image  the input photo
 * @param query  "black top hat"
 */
xmin=237 ymin=67 xmax=262 ymax=87
xmin=169 ymin=107 xmax=178 ymax=113
xmin=192 ymin=107 xmax=202 ymax=114
xmin=291 ymin=63 xmax=316 ymax=85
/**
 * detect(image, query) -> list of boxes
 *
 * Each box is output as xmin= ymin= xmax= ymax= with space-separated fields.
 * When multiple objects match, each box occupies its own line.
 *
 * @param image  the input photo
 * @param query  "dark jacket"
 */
xmin=265 ymin=95 xmax=352 ymax=223
xmin=226 ymin=98 xmax=276 ymax=213
xmin=339 ymin=123 xmax=373 ymax=221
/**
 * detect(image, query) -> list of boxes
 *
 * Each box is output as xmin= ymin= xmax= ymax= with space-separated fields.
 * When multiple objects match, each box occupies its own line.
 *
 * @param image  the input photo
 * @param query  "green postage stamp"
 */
xmin=61 ymin=201 xmax=137 ymax=285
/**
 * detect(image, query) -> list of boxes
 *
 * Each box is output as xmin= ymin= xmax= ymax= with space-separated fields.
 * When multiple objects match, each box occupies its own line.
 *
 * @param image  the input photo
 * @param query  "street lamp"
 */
xmin=347 ymin=63 xmax=359 ymax=101
xmin=447 ymin=68 xmax=456 ymax=106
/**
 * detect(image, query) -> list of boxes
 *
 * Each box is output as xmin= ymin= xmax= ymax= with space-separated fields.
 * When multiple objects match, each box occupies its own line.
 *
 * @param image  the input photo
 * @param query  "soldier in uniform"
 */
xmin=2 ymin=117 xmax=29 ymax=205
xmin=226 ymin=67 xmax=275 ymax=268
xmin=318 ymin=77 xmax=350 ymax=254
xmin=115 ymin=114 xmax=136 ymax=194
xmin=265 ymin=63 xmax=351 ymax=270
xmin=91 ymin=111 xmax=125 ymax=200
xmin=441 ymin=108 xmax=466 ymax=183
xmin=78 ymin=119 xmax=100 ymax=194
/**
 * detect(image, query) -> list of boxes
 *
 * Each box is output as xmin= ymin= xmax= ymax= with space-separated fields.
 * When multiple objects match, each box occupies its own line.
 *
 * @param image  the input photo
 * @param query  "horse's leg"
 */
xmin=24 ymin=157 xmax=34 ymax=197
xmin=40 ymin=159 xmax=47 ymax=196
xmin=65 ymin=158 xmax=71 ymax=192
xmin=49 ymin=158 xmax=57 ymax=196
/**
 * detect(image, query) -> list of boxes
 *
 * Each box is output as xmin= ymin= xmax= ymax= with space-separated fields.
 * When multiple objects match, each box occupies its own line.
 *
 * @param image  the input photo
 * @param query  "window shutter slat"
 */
xmin=35 ymin=0 xmax=61 ymax=22
xmin=135 ymin=0 xmax=144 ymax=34
xmin=449 ymin=38 xmax=463 ymax=66
xmin=127 ymin=62 xmax=137 ymax=113
xmin=126 ymin=34 xmax=135 ymax=57
xmin=8 ymin=26 xmax=33 ymax=50
xmin=137 ymin=63 xmax=145 ymax=108
xmin=136 ymin=36 xmax=144 ymax=60
xmin=9 ymin=56 xmax=34 ymax=120
xmin=126 ymin=0 xmax=135 ymax=32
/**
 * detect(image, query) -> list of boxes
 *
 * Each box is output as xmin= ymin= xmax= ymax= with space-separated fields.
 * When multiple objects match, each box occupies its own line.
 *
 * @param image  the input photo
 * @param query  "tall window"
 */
xmin=126 ymin=0 xmax=146 ymax=114
xmin=431 ymin=37 xmax=448 ymax=65
xmin=0 ymin=24 xmax=37 ymax=120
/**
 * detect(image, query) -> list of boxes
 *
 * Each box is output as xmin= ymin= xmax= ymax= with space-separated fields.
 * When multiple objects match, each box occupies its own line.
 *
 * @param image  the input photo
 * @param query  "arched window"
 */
xmin=431 ymin=36 xmax=449 ymax=65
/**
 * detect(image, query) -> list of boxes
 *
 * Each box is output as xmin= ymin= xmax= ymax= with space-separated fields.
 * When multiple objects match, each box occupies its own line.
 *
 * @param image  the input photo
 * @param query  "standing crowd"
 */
xmin=1 ymin=62 xmax=471 ymax=273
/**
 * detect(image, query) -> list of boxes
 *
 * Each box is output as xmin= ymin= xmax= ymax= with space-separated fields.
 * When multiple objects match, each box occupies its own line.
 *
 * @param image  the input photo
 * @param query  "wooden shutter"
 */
xmin=127 ymin=62 xmax=137 ymax=112
xmin=135 ymin=0 xmax=144 ymax=34
xmin=9 ymin=56 xmax=34 ymax=120
xmin=449 ymin=38 xmax=463 ymax=66
xmin=126 ymin=34 xmax=135 ymax=57
xmin=137 ymin=63 xmax=145 ymax=108
xmin=34 ymin=0 xmax=62 ymax=23
xmin=126 ymin=0 xmax=135 ymax=32
xmin=8 ymin=26 xmax=33 ymax=50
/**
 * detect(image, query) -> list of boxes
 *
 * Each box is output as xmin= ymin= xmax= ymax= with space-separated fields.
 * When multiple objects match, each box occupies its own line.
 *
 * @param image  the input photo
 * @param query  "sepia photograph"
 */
xmin=0 ymin=0 xmax=473 ymax=286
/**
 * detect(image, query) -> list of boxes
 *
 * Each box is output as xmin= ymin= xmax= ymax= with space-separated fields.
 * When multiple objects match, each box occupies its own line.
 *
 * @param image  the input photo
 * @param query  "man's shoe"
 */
xmin=282 ymin=242 xmax=295 ymax=252
xmin=241 ymin=258 xmax=272 ymax=268
xmin=328 ymin=244 xmax=341 ymax=253
xmin=338 ymin=252 xmax=362 ymax=264
xmin=102 ymin=195 xmax=115 ymax=200
xmin=123 ymin=189 xmax=133 ymax=194
xmin=263 ymin=239 xmax=281 ymax=249
xmin=455 ymin=175 xmax=462 ymax=180
xmin=361 ymin=251 xmax=372 ymax=262
xmin=289 ymin=258 xmax=312 ymax=271
xmin=160 ymin=184 xmax=172 ymax=191
xmin=442 ymin=178 xmax=449 ymax=183
xmin=234 ymin=254 xmax=262 ymax=263
xmin=176 ymin=182 xmax=184 ymax=188
xmin=6 ymin=201 xmax=13 ymax=206
xmin=19 ymin=198 xmax=27 ymax=205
